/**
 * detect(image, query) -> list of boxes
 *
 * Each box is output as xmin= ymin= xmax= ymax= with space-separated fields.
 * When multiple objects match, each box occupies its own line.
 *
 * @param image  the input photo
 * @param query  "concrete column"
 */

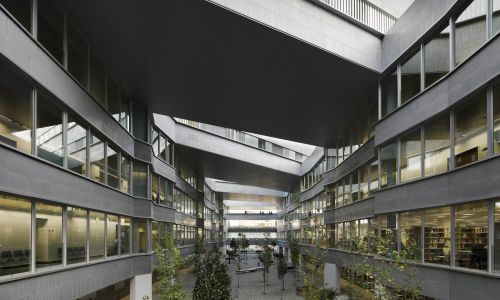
xmin=130 ymin=273 xmax=152 ymax=300
xmin=324 ymin=263 xmax=341 ymax=292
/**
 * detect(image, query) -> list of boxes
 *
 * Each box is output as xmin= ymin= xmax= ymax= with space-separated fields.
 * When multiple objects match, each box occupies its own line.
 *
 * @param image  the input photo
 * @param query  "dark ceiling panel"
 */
xmin=54 ymin=0 xmax=379 ymax=146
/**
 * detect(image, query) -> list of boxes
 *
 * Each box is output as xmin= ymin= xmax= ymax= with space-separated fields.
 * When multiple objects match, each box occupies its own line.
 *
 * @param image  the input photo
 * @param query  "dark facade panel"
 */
xmin=374 ymin=156 xmax=500 ymax=214
xmin=334 ymin=197 xmax=374 ymax=223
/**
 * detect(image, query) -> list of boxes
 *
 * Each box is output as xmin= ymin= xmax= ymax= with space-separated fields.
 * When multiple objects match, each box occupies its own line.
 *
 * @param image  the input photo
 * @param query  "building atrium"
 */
xmin=0 ymin=0 xmax=500 ymax=299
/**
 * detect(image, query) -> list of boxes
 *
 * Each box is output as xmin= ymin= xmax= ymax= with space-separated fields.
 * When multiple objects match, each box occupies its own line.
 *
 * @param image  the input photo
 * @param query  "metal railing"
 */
xmin=316 ymin=0 xmax=397 ymax=34
xmin=174 ymin=118 xmax=308 ymax=162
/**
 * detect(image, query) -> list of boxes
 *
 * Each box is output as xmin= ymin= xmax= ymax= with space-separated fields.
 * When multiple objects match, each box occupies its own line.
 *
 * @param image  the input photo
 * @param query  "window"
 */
xmin=360 ymin=112 xmax=370 ymax=145
xmin=132 ymin=219 xmax=148 ymax=254
xmin=0 ymin=62 xmax=32 ymax=154
xmin=89 ymin=134 xmax=105 ymax=183
xmin=159 ymin=134 xmax=166 ymax=161
xmin=166 ymin=137 xmax=174 ymax=165
xmin=400 ymin=211 xmax=422 ymax=260
xmin=132 ymin=162 xmax=147 ymax=198
xmin=424 ymin=206 xmax=451 ymax=265
xmin=0 ymin=0 xmax=31 ymax=30
xmin=106 ymin=214 xmax=119 ymax=257
xmin=0 ymin=194 xmax=31 ymax=276
xmin=455 ymin=201 xmax=488 ymax=270
xmin=35 ymin=202 xmax=62 ymax=268
xmin=120 ymin=217 xmax=131 ymax=255
xmin=400 ymin=129 xmax=421 ymax=182
xmin=360 ymin=164 xmax=369 ymax=200
xmin=350 ymin=170 xmax=359 ymax=202
xmin=152 ymin=129 xmax=159 ymax=157
xmin=494 ymin=84 xmax=500 ymax=154
xmin=381 ymin=69 xmax=398 ymax=117
xmin=401 ymin=50 xmax=421 ymax=104
xmin=66 ymin=207 xmax=87 ymax=264
xmin=120 ymin=155 xmax=131 ymax=194
xmin=369 ymin=160 xmax=379 ymax=194
xmin=107 ymin=146 xmax=119 ymax=189
xmin=37 ymin=94 xmax=63 ymax=166
xmin=455 ymin=0 xmax=487 ymax=66
xmin=89 ymin=53 xmax=106 ymax=107
xmin=89 ymin=211 xmax=105 ymax=261
xmin=424 ymin=115 xmax=450 ymax=176
xmin=454 ymin=91 xmax=487 ymax=167
xmin=67 ymin=21 xmax=89 ymax=88
xmin=335 ymin=183 xmax=343 ymax=208
xmin=495 ymin=201 xmax=500 ymax=271
xmin=67 ymin=117 xmax=87 ymax=175
xmin=159 ymin=177 xmax=166 ymax=205
xmin=343 ymin=177 xmax=351 ymax=206
xmin=152 ymin=174 xmax=159 ymax=203
xmin=494 ymin=0 xmax=500 ymax=36
xmin=151 ymin=221 xmax=159 ymax=250
xmin=424 ymin=26 xmax=450 ymax=87
xmin=119 ymin=97 xmax=130 ymax=131
xmin=380 ymin=214 xmax=398 ymax=255
xmin=351 ymin=124 xmax=359 ymax=153
xmin=380 ymin=142 xmax=397 ymax=188
xmin=132 ymin=104 xmax=147 ymax=142
xmin=369 ymin=101 xmax=378 ymax=137
xmin=37 ymin=0 xmax=64 ymax=63
xmin=107 ymin=76 xmax=120 ymax=122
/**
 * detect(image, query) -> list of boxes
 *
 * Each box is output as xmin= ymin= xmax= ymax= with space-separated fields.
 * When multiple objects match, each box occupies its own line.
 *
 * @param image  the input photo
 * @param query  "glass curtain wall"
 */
xmin=455 ymin=201 xmax=488 ymax=270
xmin=37 ymin=94 xmax=64 ymax=166
xmin=35 ymin=202 xmax=62 ymax=268
xmin=424 ymin=25 xmax=450 ymax=87
xmin=494 ymin=84 xmax=500 ymax=154
xmin=400 ymin=129 xmax=422 ymax=182
xmin=454 ymin=0 xmax=486 ymax=66
xmin=0 ymin=62 xmax=32 ymax=154
xmin=0 ymin=194 xmax=31 ymax=276
xmin=380 ymin=142 xmax=397 ymax=188
xmin=401 ymin=50 xmax=421 ymax=104
xmin=66 ymin=207 xmax=87 ymax=264
xmin=37 ymin=0 xmax=64 ymax=64
xmin=107 ymin=146 xmax=119 ymax=189
xmin=67 ymin=117 xmax=87 ymax=175
xmin=120 ymin=217 xmax=131 ymax=255
xmin=0 ymin=0 xmax=31 ymax=30
xmin=89 ymin=134 xmax=105 ymax=183
xmin=89 ymin=211 xmax=105 ymax=260
xmin=381 ymin=69 xmax=397 ymax=117
xmin=132 ymin=162 xmax=147 ymax=198
xmin=424 ymin=115 xmax=450 ymax=176
xmin=454 ymin=91 xmax=487 ymax=167
xmin=400 ymin=211 xmax=422 ymax=260
xmin=106 ymin=214 xmax=119 ymax=257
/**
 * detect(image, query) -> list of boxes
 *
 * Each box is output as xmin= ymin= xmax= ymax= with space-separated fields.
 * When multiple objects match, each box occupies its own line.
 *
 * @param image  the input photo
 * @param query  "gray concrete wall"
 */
xmin=374 ymin=155 xmax=500 ymax=214
xmin=334 ymin=197 xmax=375 ymax=223
xmin=299 ymin=179 xmax=325 ymax=202
xmin=209 ymin=0 xmax=382 ymax=71
xmin=300 ymin=146 xmax=325 ymax=175
xmin=0 ymin=255 xmax=152 ymax=300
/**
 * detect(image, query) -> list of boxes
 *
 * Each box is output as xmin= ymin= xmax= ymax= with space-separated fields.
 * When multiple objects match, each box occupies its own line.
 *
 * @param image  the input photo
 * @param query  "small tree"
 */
xmin=289 ymin=236 xmax=301 ymax=286
xmin=193 ymin=245 xmax=232 ymax=300
xmin=155 ymin=233 xmax=192 ymax=300
xmin=277 ymin=255 xmax=288 ymax=299
xmin=261 ymin=233 xmax=274 ymax=294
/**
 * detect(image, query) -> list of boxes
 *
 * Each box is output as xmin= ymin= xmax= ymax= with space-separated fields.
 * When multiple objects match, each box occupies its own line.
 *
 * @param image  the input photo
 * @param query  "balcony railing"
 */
xmin=174 ymin=118 xmax=307 ymax=162
xmin=315 ymin=0 xmax=397 ymax=34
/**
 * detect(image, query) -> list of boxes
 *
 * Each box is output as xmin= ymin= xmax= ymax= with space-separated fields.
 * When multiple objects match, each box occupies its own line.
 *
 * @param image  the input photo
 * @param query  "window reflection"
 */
xmin=107 ymin=76 xmax=120 ymax=123
xmin=120 ymin=155 xmax=131 ymax=194
xmin=132 ymin=162 xmax=147 ymax=198
xmin=120 ymin=217 xmax=131 ymax=255
xmin=0 ymin=194 xmax=31 ymax=276
xmin=424 ymin=115 xmax=450 ymax=176
xmin=495 ymin=201 xmax=500 ymax=271
xmin=400 ymin=211 xmax=422 ymax=260
xmin=493 ymin=84 xmax=500 ymax=154
xmin=89 ymin=134 xmax=105 ymax=183
xmin=455 ymin=201 xmax=488 ymax=270
xmin=0 ymin=62 xmax=32 ymax=154
xmin=66 ymin=206 xmax=87 ymax=264
xmin=89 ymin=53 xmax=106 ymax=108
xmin=424 ymin=26 xmax=450 ymax=87
xmin=0 ymin=0 xmax=31 ymax=31
xmin=455 ymin=0 xmax=487 ymax=66
xmin=132 ymin=219 xmax=148 ymax=254
xmin=424 ymin=206 xmax=451 ymax=265
xmin=380 ymin=142 xmax=397 ymax=188
xmin=381 ymin=69 xmax=397 ymax=117
xmin=106 ymin=214 xmax=119 ymax=257
xmin=400 ymin=129 xmax=421 ymax=182
xmin=67 ymin=21 xmax=88 ymax=88
xmin=454 ymin=91 xmax=487 ymax=167
xmin=37 ymin=94 xmax=64 ymax=166
xmin=67 ymin=117 xmax=87 ymax=175
xmin=107 ymin=146 xmax=119 ymax=189
xmin=401 ymin=51 xmax=421 ymax=104
xmin=89 ymin=211 xmax=105 ymax=260
xmin=35 ymin=202 xmax=62 ymax=268
xmin=494 ymin=0 xmax=500 ymax=36
xmin=37 ymin=0 xmax=64 ymax=63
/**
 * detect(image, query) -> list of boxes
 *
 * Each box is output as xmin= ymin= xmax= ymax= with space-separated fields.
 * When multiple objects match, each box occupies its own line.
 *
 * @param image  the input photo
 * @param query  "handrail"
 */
xmin=315 ymin=0 xmax=397 ymax=34
xmin=174 ymin=117 xmax=308 ymax=162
